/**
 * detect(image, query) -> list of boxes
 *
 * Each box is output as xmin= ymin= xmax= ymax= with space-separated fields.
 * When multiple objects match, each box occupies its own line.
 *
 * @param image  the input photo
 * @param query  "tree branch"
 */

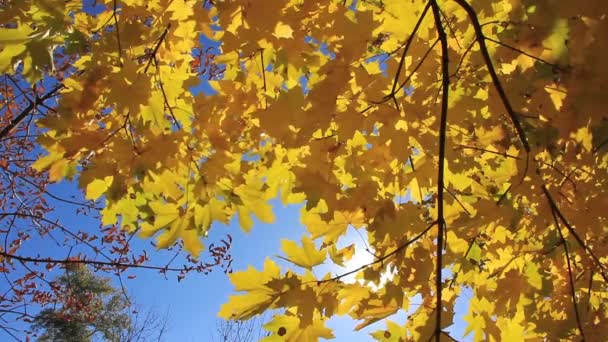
xmin=0 ymin=251 xmax=188 ymax=273
xmin=387 ymin=1 xmax=431 ymax=109
xmin=113 ymin=0 xmax=124 ymax=68
xmin=550 ymin=209 xmax=586 ymax=340
xmin=0 ymin=84 xmax=64 ymax=140
xmin=313 ymin=221 xmax=437 ymax=285
xmin=541 ymin=185 xmax=608 ymax=283
xmin=452 ymin=0 xmax=530 ymax=153
xmin=431 ymin=1 xmax=449 ymax=340
xmin=144 ymin=24 xmax=172 ymax=74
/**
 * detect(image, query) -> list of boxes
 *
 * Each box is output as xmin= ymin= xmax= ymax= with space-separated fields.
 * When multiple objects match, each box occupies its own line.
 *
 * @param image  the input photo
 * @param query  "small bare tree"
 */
xmin=116 ymin=306 xmax=170 ymax=342
xmin=211 ymin=315 xmax=268 ymax=342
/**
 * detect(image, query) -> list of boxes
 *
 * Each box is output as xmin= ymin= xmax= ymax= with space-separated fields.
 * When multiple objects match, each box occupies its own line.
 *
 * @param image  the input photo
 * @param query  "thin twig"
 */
xmin=144 ymin=24 xmax=172 ymax=74
xmin=495 ymin=184 xmax=512 ymax=206
xmin=259 ymin=49 xmax=267 ymax=109
xmin=154 ymin=58 xmax=181 ymax=129
xmin=454 ymin=144 xmax=520 ymax=159
xmin=451 ymin=38 xmax=476 ymax=79
xmin=444 ymin=185 xmax=471 ymax=216
xmin=0 ymin=251 xmax=187 ymax=272
xmin=592 ymin=137 xmax=608 ymax=154
xmin=551 ymin=209 xmax=586 ymax=340
xmin=395 ymin=38 xmax=440 ymax=95
xmin=484 ymin=37 xmax=564 ymax=70
xmin=437 ymin=6 xmax=462 ymax=49
xmin=540 ymin=161 xmax=576 ymax=190
xmin=113 ymin=0 xmax=123 ymax=67
xmin=6 ymin=75 xmax=33 ymax=104
xmin=312 ymin=221 xmax=437 ymax=285
xmin=541 ymin=185 xmax=608 ymax=283
xmin=387 ymin=1 xmax=432 ymax=109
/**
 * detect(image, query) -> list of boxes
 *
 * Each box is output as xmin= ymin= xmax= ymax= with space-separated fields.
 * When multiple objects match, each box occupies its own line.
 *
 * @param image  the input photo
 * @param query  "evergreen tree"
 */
xmin=32 ymin=265 xmax=164 ymax=342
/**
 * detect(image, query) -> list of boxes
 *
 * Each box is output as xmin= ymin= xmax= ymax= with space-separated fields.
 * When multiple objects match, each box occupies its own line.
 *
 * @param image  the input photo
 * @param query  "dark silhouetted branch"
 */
xmin=431 ymin=0 xmax=449 ymax=340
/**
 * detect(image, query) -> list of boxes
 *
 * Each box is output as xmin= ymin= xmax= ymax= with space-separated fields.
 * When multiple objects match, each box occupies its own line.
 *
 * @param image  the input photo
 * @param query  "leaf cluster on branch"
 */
xmin=1 ymin=0 xmax=607 ymax=340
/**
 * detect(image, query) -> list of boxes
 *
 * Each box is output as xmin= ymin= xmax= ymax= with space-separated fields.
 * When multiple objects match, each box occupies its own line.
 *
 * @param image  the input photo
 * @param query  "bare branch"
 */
xmin=0 ymin=251 xmax=188 ymax=273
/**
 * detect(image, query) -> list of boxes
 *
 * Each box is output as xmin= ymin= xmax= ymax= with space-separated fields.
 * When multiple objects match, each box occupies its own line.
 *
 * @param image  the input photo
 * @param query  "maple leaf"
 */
xmin=85 ymin=176 xmax=114 ymax=201
xmin=279 ymin=237 xmax=326 ymax=270
xmin=219 ymin=258 xmax=281 ymax=320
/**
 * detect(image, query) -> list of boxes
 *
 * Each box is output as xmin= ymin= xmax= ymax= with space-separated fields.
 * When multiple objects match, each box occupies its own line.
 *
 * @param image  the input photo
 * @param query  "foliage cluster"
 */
xmin=1 ymin=0 xmax=607 ymax=340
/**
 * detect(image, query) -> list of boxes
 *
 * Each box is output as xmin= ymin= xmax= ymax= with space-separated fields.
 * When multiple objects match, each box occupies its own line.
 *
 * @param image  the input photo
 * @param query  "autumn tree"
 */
xmin=32 ymin=264 xmax=169 ymax=342
xmin=1 ymin=0 xmax=607 ymax=341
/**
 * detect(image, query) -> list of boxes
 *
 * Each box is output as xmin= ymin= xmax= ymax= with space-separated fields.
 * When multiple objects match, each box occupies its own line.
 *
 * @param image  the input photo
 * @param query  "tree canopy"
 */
xmin=1 ymin=0 xmax=607 ymax=340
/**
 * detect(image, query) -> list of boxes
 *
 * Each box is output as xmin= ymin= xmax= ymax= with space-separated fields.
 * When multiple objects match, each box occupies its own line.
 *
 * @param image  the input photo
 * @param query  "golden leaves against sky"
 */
xmin=3 ymin=0 xmax=607 ymax=340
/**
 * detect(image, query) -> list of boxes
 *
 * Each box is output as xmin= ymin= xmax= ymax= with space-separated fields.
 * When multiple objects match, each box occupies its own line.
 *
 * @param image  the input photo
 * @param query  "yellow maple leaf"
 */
xmin=233 ymin=181 xmax=275 ymax=232
xmin=337 ymin=284 xmax=370 ymax=315
xmin=273 ymin=22 xmax=294 ymax=39
xmin=328 ymin=243 xmax=355 ymax=266
xmin=463 ymin=311 xmax=486 ymax=342
xmin=229 ymin=258 xmax=281 ymax=292
xmin=572 ymin=127 xmax=593 ymax=152
xmin=262 ymin=312 xmax=334 ymax=341
xmin=354 ymin=304 xmax=400 ymax=331
xmin=464 ymin=297 xmax=493 ymax=342
xmin=85 ymin=176 xmax=114 ymax=201
xmin=219 ymin=258 xmax=282 ymax=320
xmin=218 ymin=291 xmax=274 ymax=320
xmin=279 ymin=236 xmax=326 ymax=269
xmin=524 ymin=261 xmax=542 ymax=290
xmin=370 ymin=320 xmax=406 ymax=341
